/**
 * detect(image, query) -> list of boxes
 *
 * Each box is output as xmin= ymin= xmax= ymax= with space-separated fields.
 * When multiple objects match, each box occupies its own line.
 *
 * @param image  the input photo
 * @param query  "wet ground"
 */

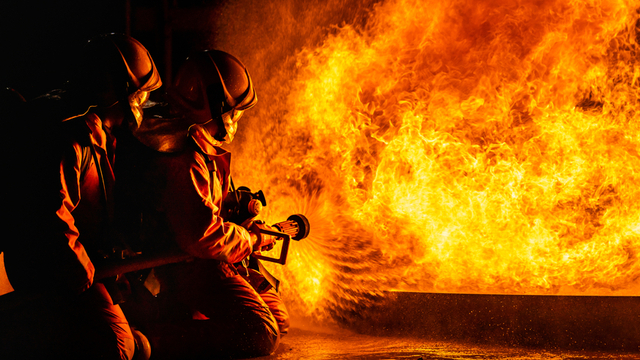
xmin=250 ymin=326 xmax=640 ymax=360
xmin=4 ymin=254 xmax=640 ymax=360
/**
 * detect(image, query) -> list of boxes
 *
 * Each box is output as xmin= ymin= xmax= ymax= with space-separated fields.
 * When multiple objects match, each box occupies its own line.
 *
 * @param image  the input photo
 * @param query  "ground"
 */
xmin=244 ymin=326 xmax=640 ymax=360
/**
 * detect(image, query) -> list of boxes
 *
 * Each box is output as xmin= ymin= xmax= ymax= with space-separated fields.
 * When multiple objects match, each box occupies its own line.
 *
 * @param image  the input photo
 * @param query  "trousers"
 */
xmin=0 ymin=282 xmax=135 ymax=360
xmin=122 ymin=259 xmax=289 ymax=359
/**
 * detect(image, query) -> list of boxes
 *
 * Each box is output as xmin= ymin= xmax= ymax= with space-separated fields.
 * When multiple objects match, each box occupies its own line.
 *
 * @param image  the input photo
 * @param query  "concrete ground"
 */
xmin=4 ymin=253 xmax=640 ymax=360
xmin=248 ymin=326 xmax=640 ymax=360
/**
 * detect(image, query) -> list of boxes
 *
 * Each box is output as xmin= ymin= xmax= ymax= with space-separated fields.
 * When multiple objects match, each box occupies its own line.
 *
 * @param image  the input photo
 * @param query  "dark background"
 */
xmin=0 ymin=0 xmax=223 ymax=100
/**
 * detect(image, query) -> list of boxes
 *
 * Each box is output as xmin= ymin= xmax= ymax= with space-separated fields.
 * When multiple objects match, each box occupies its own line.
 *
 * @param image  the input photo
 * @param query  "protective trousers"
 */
xmin=0 ymin=282 xmax=135 ymax=360
xmin=128 ymin=259 xmax=288 ymax=359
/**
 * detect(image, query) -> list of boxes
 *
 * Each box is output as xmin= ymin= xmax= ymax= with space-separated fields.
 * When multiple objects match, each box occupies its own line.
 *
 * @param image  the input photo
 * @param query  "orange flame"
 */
xmin=220 ymin=0 xmax=640 ymax=321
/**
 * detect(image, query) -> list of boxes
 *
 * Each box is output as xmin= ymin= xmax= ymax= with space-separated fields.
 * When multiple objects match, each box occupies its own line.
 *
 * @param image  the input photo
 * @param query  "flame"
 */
xmin=217 ymin=0 xmax=640 ymax=322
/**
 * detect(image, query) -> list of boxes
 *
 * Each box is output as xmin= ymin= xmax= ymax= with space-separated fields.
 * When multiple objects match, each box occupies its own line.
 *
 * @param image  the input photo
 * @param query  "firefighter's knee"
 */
xmin=260 ymin=289 xmax=290 ymax=336
xmin=122 ymin=337 xmax=136 ymax=360
xmin=131 ymin=329 xmax=151 ymax=360
xmin=241 ymin=322 xmax=280 ymax=357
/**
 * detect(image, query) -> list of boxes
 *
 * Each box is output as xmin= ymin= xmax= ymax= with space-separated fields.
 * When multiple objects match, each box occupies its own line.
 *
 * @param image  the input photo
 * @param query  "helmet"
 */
xmin=168 ymin=50 xmax=257 ymax=143
xmin=74 ymin=33 xmax=162 ymax=126
xmin=0 ymin=87 xmax=26 ymax=111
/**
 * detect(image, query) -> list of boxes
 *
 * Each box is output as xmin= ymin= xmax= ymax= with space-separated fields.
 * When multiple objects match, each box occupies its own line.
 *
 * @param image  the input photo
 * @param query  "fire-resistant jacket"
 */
xmin=116 ymin=114 xmax=255 ymax=265
xmin=4 ymin=112 xmax=118 ymax=294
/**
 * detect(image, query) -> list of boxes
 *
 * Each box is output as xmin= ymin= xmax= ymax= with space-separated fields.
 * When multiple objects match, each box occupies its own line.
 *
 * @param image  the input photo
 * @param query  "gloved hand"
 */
xmin=243 ymin=219 xmax=277 ymax=252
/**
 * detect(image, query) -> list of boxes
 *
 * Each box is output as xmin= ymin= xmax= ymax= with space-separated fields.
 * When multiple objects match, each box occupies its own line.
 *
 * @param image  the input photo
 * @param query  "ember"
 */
xmin=212 ymin=0 xmax=640 ymax=323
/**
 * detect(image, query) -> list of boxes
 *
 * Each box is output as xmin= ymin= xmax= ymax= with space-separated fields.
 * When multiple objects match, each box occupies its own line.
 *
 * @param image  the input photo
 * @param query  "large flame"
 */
xmin=214 ymin=0 xmax=640 ymax=322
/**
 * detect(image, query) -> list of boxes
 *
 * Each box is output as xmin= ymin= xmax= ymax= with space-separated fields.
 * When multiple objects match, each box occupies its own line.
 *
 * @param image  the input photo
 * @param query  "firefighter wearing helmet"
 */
xmin=1 ymin=33 xmax=161 ymax=360
xmin=114 ymin=50 xmax=289 ymax=359
xmin=130 ymin=49 xmax=258 ymax=150
xmin=72 ymin=33 xmax=162 ymax=127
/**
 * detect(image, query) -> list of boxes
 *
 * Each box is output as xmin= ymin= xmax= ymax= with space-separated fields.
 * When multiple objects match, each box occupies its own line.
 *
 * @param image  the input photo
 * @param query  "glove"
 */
xmin=243 ymin=219 xmax=277 ymax=252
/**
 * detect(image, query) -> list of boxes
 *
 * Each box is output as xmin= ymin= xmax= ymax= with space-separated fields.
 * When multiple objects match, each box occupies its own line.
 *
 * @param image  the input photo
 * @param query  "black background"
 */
xmin=0 ymin=0 xmax=223 ymax=100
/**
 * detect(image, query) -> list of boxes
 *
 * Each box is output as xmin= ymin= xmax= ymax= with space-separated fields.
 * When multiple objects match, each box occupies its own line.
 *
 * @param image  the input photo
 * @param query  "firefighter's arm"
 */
xmin=54 ymin=141 xmax=95 ymax=293
xmin=244 ymin=220 xmax=277 ymax=252
xmin=160 ymin=151 xmax=254 ymax=264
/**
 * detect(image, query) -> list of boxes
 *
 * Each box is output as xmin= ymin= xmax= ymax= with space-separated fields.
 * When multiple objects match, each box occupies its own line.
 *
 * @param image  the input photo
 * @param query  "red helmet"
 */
xmin=75 ymin=33 xmax=162 ymax=125
xmin=168 ymin=50 xmax=257 ymax=143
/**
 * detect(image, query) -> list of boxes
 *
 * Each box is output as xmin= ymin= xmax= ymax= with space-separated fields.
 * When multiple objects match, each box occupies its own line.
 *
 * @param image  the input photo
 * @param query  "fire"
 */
xmin=220 ymin=0 xmax=640 ymax=321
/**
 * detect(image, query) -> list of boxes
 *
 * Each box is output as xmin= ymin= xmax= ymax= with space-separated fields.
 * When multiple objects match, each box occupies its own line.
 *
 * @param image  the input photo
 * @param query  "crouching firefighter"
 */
xmin=113 ymin=49 xmax=289 ymax=359
xmin=0 ymin=33 xmax=162 ymax=360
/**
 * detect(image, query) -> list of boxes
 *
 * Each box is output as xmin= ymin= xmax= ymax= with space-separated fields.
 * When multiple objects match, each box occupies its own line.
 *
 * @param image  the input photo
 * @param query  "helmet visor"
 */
xmin=129 ymin=90 xmax=150 ymax=127
xmin=220 ymin=108 xmax=243 ymax=143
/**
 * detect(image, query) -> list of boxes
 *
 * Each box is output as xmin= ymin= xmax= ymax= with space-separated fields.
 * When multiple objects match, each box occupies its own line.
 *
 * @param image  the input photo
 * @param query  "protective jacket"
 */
xmin=4 ymin=111 xmax=119 ymax=294
xmin=116 ymin=110 xmax=287 ymax=359
xmin=117 ymin=112 xmax=254 ymax=264
xmin=1 ymin=109 xmax=136 ymax=360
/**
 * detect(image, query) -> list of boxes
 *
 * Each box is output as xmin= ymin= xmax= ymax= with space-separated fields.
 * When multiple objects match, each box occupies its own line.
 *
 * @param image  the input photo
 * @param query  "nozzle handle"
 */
xmin=252 ymin=229 xmax=291 ymax=265
xmin=252 ymin=214 xmax=310 ymax=265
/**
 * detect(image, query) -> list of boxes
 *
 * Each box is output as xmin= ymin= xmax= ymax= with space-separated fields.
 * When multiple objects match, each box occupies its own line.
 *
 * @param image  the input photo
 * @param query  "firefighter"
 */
xmin=0 ymin=33 xmax=161 ymax=360
xmin=114 ymin=50 xmax=289 ymax=359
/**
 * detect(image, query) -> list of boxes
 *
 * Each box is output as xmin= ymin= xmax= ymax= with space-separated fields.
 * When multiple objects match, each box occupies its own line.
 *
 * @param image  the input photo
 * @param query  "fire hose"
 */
xmin=95 ymin=212 xmax=310 ymax=279
xmin=0 ymin=186 xmax=310 ymax=311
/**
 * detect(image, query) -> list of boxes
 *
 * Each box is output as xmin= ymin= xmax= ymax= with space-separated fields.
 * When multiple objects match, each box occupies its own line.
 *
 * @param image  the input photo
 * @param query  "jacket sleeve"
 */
xmin=52 ymin=141 xmax=95 ymax=293
xmin=161 ymin=150 xmax=254 ymax=264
